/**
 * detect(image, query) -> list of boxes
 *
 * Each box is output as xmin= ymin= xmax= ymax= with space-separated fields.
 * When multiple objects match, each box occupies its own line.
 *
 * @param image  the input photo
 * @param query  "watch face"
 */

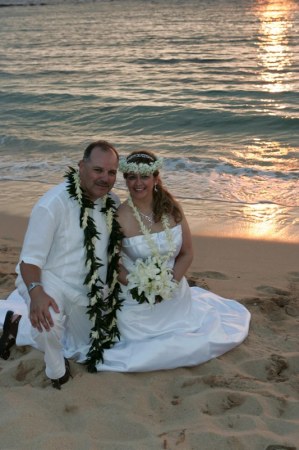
xmin=28 ymin=282 xmax=42 ymax=293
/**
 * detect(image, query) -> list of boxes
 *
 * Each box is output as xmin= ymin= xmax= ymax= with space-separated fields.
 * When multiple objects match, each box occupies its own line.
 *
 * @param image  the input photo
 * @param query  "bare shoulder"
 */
xmin=116 ymin=201 xmax=139 ymax=237
xmin=116 ymin=201 xmax=130 ymax=220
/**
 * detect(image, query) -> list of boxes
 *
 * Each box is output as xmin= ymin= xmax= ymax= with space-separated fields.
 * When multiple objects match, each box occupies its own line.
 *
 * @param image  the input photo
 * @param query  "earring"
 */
xmin=154 ymin=184 xmax=158 ymax=192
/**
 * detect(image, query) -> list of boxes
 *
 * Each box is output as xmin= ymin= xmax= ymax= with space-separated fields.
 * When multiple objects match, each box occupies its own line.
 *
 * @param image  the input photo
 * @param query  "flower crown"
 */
xmin=119 ymin=154 xmax=163 ymax=175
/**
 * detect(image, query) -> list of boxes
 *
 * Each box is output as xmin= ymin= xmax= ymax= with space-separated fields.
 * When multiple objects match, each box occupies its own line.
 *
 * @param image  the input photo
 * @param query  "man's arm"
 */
xmin=20 ymin=262 xmax=60 ymax=332
xmin=19 ymin=200 xmax=62 ymax=332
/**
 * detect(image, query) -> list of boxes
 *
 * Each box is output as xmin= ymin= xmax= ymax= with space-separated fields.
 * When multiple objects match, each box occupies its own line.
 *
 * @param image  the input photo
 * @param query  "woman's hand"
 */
xmin=118 ymin=263 xmax=129 ymax=286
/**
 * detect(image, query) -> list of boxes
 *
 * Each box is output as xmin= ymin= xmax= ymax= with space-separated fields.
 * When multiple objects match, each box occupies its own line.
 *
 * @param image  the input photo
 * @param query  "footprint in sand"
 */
xmin=159 ymin=429 xmax=186 ymax=448
xmin=187 ymin=276 xmax=210 ymax=290
xmin=171 ymin=395 xmax=181 ymax=406
xmin=201 ymin=374 xmax=231 ymax=388
xmin=192 ymin=271 xmax=229 ymax=280
xmin=12 ymin=359 xmax=48 ymax=387
xmin=201 ymin=392 xmax=245 ymax=415
xmin=0 ymin=358 xmax=46 ymax=388
xmin=188 ymin=271 xmax=229 ymax=290
xmin=266 ymin=446 xmax=296 ymax=450
xmin=266 ymin=354 xmax=289 ymax=382
xmin=287 ymin=271 xmax=299 ymax=282
xmin=255 ymin=285 xmax=290 ymax=296
xmin=222 ymin=393 xmax=245 ymax=411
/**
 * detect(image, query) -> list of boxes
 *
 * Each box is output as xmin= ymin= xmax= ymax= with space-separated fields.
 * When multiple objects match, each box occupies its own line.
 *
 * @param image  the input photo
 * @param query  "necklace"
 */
xmin=137 ymin=209 xmax=154 ymax=225
xmin=127 ymin=195 xmax=176 ymax=261
xmin=65 ymin=167 xmax=123 ymax=372
xmin=127 ymin=195 xmax=178 ymax=305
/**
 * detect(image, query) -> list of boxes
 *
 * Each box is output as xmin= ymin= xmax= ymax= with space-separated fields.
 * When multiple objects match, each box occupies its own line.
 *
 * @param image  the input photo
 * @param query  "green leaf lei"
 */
xmin=65 ymin=167 xmax=123 ymax=373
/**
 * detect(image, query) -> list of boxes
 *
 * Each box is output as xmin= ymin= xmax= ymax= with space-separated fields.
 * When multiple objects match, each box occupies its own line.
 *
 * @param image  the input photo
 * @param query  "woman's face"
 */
xmin=126 ymin=172 xmax=156 ymax=201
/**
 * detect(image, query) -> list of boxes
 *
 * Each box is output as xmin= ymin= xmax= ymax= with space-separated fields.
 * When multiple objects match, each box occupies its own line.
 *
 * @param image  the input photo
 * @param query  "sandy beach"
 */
xmin=0 ymin=211 xmax=298 ymax=450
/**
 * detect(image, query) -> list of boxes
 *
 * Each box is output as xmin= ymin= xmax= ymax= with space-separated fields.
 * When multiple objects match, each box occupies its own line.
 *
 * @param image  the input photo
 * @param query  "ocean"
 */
xmin=0 ymin=0 xmax=298 ymax=242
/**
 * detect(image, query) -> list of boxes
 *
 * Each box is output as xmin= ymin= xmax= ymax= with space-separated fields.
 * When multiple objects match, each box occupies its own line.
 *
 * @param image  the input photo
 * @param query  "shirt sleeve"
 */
xmin=20 ymin=203 xmax=57 ymax=269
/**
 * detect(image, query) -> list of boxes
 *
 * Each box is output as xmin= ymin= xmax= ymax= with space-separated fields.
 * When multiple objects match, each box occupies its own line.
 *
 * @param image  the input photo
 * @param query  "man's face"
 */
xmin=79 ymin=147 xmax=118 ymax=201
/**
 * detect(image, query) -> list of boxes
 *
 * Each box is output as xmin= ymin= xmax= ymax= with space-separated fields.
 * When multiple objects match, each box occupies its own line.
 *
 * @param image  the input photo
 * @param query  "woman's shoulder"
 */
xmin=117 ymin=200 xmax=130 ymax=219
xmin=117 ymin=201 xmax=139 ymax=236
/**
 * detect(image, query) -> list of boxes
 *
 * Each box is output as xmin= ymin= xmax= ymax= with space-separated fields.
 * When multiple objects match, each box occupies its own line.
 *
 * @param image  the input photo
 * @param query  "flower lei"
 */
xmin=65 ymin=167 xmax=123 ymax=372
xmin=126 ymin=195 xmax=178 ymax=305
xmin=119 ymin=157 xmax=163 ymax=175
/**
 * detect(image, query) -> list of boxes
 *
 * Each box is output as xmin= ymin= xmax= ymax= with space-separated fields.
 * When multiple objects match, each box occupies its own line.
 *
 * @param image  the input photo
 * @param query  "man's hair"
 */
xmin=83 ymin=140 xmax=119 ymax=161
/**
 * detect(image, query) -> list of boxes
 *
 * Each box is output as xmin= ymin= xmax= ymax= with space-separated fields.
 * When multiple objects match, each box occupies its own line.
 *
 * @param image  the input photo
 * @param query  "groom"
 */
xmin=0 ymin=140 xmax=122 ymax=388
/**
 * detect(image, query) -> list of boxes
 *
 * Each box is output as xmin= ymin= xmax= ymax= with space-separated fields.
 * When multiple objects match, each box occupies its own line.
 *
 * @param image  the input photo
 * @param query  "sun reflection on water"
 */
xmin=217 ymin=137 xmax=298 ymax=241
xmin=255 ymin=0 xmax=297 ymax=92
xmin=231 ymin=139 xmax=297 ymax=173
xmin=242 ymin=202 xmax=283 ymax=240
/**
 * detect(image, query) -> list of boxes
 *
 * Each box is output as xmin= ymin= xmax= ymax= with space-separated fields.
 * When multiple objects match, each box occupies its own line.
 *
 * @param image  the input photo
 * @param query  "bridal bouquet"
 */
xmin=127 ymin=256 xmax=178 ymax=306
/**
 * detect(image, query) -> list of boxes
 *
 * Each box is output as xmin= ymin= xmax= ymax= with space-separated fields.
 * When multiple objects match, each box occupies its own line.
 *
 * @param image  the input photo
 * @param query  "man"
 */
xmin=0 ymin=140 xmax=121 ymax=388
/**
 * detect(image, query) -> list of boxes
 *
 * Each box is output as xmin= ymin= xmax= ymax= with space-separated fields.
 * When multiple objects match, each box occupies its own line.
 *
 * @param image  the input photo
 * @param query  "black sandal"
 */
xmin=51 ymin=358 xmax=72 ymax=390
xmin=0 ymin=310 xmax=22 ymax=360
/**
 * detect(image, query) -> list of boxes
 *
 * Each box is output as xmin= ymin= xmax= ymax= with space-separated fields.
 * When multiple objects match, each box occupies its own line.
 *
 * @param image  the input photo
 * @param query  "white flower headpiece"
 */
xmin=119 ymin=154 xmax=163 ymax=175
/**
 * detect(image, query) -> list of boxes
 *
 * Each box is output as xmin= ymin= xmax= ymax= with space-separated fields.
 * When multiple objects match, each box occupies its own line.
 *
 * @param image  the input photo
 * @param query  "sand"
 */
xmin=0 ymin=211 xmax=298 ymax=450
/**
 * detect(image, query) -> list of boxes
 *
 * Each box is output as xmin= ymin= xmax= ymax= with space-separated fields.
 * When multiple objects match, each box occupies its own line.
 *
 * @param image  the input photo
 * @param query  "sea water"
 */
xmin=0 ymin=0 xmax=298 ymax=242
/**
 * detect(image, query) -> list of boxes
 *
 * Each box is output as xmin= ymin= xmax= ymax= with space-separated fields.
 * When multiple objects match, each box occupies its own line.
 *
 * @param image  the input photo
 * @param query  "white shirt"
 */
xmin=16 ymin=182 xmax=115 ymax=306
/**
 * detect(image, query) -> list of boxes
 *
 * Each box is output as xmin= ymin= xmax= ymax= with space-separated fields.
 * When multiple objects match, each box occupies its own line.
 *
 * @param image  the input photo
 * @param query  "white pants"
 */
xmin=0 ymin=286 xmax=91 ymax=380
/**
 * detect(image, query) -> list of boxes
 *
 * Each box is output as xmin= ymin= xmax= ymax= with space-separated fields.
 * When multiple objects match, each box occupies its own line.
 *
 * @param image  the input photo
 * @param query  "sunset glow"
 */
xmin=255 ymin=0 xmax=296 ymax=92
xmin=243 ymin=202 xmax=282 ymax=240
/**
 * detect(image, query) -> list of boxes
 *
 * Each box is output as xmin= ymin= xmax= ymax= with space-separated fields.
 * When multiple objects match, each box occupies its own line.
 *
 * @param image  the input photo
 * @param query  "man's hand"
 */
xmin=29 ymin=290 xmax=60 ymax=332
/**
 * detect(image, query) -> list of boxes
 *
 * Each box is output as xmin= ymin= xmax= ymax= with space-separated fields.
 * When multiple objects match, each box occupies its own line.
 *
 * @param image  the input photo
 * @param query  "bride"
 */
xmin=93 ymin=150 xmax=250 ymax=371
xmin=0 ymin=151 xmax=250 ymax=374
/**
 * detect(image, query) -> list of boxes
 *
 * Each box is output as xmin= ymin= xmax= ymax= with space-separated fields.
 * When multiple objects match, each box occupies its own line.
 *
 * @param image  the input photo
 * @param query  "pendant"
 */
xmin=138 ymin=210 xmax=154 ymax=225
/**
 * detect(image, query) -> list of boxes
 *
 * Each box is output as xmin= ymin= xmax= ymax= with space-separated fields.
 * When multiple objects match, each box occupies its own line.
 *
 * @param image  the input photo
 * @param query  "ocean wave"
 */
xmin=1 ymin=93 xmax=298 ymax=139
xmin=134 ymin=57 xmax=237 ymax=65
xmin=1 ymin=155 xmax=297 ymax=180
xmin=1 ymin=153 xmax=298 ymax=208
xmin=164 ymin=157 xmax=299 ymax=180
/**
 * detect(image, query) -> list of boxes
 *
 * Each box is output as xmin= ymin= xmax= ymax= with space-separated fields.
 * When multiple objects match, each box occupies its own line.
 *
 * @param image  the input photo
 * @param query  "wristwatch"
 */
xmin=27 ymin=282 xmax=43 ymax=293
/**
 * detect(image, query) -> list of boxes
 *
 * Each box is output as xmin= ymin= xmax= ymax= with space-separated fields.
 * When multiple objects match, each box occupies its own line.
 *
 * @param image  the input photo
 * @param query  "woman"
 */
xmin=117 ymin=151 xmax=193 ymax=297
xmin=92 ymin=150 xmax=251 ymax=371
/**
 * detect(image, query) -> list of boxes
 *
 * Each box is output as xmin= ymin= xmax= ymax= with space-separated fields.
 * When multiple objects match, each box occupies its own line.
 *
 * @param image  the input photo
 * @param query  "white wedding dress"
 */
xmin=0 ymin=225 xmax=251 ymax=372
xmin=95 ymin=224 xmax=251 ymax=371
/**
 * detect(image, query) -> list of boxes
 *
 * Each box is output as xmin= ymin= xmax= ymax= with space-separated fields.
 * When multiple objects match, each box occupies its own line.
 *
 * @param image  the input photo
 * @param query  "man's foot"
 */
xmin=51 ymin=358 xmax=72 ymax=390
xmin=0 ymin=310 xmax=22 ymax=360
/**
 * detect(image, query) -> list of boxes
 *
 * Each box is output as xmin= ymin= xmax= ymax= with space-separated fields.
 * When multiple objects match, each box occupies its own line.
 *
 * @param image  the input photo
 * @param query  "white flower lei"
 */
xmin=65 ymin=167 xmax=123 ymax=372
xmin=126 ymin=195 xmax=178 ymax=305
xmin=119 ymin=157 xmax=163 ymax=175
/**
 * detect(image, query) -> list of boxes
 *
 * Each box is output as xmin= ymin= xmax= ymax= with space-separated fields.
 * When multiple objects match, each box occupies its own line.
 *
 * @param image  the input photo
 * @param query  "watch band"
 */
xmin=27 ymin=282 xmax=43 ymax=293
